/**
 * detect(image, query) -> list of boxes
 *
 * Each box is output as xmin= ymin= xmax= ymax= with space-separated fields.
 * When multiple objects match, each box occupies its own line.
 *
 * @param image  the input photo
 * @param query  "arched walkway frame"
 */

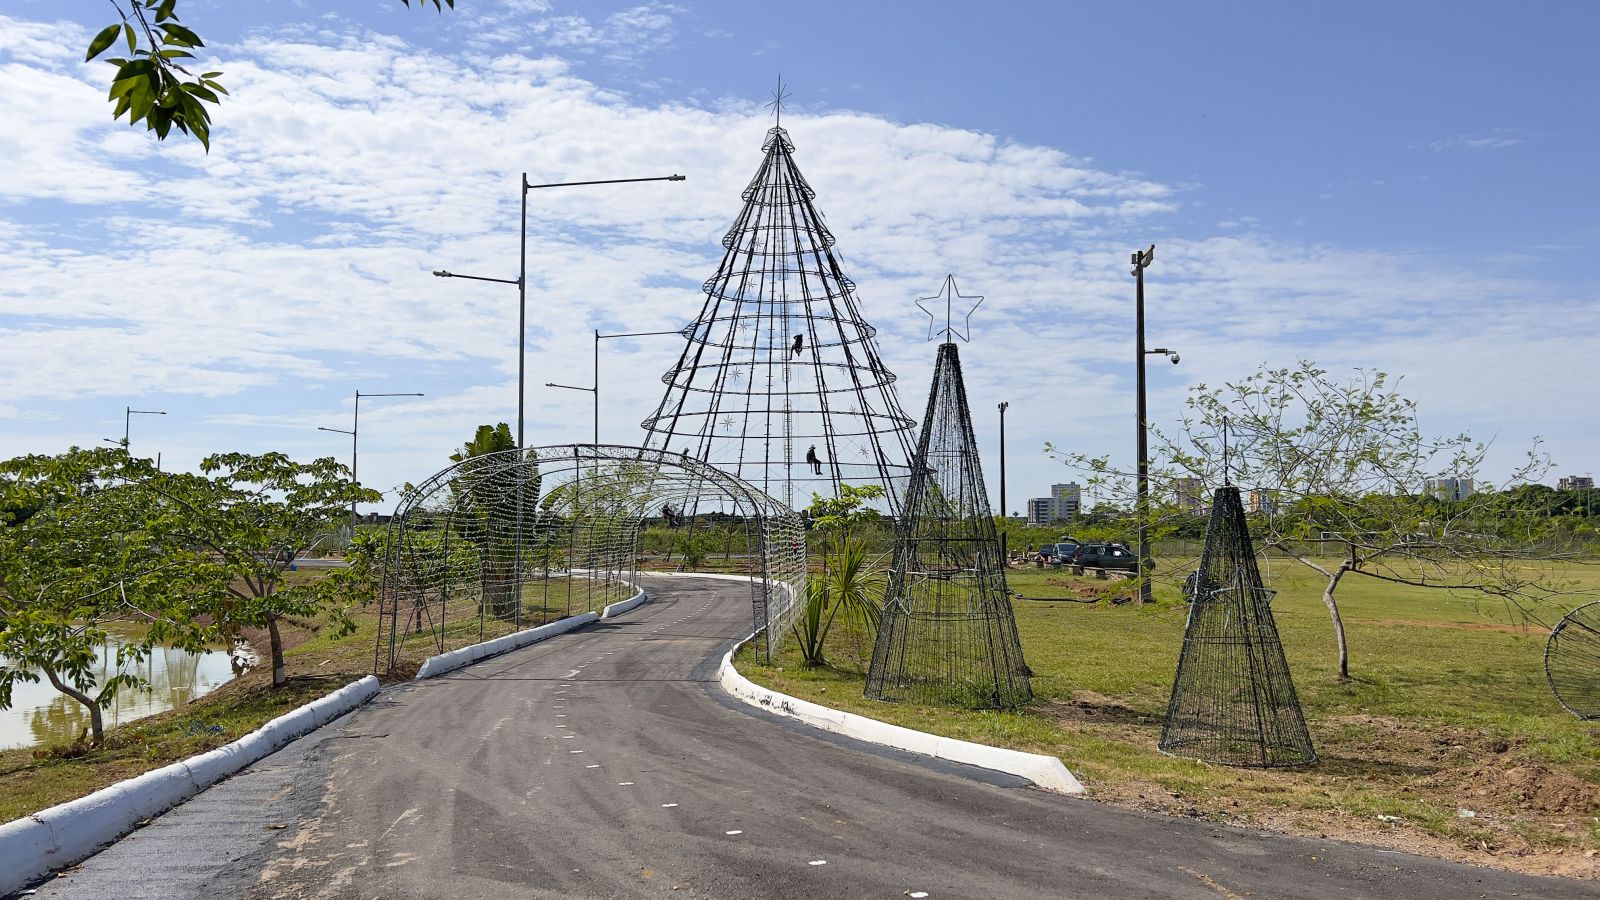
xmin=374 ymin=444 xmax=806 ymax=675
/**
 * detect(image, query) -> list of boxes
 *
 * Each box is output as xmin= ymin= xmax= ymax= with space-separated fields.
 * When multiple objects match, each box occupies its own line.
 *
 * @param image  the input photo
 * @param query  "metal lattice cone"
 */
xmin=642 ymin=125 xmax=916 ymax=511
xmin=1159 ymin=486 xmax=1316 ymax=766
xmin=865 ymin=343 xmax=1031 ymax=708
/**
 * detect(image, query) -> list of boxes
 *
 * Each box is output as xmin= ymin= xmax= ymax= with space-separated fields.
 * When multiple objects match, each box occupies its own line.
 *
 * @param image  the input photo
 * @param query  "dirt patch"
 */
xmin=1033 ymin=697 xmax=1600 ymax=879
xmin=1445 ymin=763 xmax=1600 ymax=815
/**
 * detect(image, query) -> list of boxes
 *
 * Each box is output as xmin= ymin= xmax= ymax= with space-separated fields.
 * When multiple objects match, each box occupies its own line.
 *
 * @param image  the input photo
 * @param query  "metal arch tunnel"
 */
xmin=374 ymin=444 xmax=807 ymax=675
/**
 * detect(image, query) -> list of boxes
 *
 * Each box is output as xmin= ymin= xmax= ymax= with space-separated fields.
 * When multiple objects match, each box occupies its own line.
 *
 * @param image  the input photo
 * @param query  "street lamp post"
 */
xmin=319 ymin=389 xmax=424 ymax=534
xmin=548 ymin=328 xmax=684 ymax=445
xmin=104 ymin=406 xmax=166 ymax=453
xmin=997 ymin=401 xmax=1009 ymax=518
xmin=1132 ymin=245 xmax=1180 ymax=605
xmin=592 ymin=328 xmax=683 ymax=444
xmin=998 ymin=400 xmax=1009 ymax=564
xmin=433 ymin=172 xmax=683 ymax=628
xmin=544 ymin=380 xmax=598 ymax=445
xmin=432 ymin=172 xmax=685 ymax=452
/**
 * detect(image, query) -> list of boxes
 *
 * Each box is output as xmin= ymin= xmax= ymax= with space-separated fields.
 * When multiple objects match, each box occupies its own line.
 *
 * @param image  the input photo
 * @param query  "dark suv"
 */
xmin=1070 ymin=542 xmax=1138 ymax=572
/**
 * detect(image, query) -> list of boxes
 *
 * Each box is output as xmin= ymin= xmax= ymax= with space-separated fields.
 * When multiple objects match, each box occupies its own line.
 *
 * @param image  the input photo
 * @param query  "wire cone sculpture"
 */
xmin=1546 ymin=600 xmax=1600 ymax=719
xmin=1160 ymin=486 xmax=1315 ymax=766
xmin=865 ymin=343 xmax=1031 ymax=708
xmin=642 ymin=123 xmax=916 ymax=511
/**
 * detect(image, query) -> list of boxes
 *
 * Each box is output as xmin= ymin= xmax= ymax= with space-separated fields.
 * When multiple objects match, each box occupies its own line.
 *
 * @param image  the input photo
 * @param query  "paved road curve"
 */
xmin=27 ymin=575 xmax=1598 ymax=899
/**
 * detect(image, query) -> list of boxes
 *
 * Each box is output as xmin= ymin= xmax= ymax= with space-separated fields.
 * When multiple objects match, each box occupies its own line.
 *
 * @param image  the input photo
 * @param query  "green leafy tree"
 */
xmin=450 ymin=424 xmax=538 ymax=620
xmin=153 ymin=453 xmax=381 ymax=686
xmin=0 ymin=449 xmax=212 ymax=744
xmin=1057 ymin=361 xmax=1563 ymax=681
xmin=84 ymin=0 xmax=455 ymax=150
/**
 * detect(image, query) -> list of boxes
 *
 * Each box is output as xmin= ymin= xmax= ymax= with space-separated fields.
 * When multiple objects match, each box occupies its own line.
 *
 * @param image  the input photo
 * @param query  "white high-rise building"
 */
xmin=1026 ymin=482 xmax=1082 ymax=525
xmin=1425 ymin=477 xmax=1475 ymax=501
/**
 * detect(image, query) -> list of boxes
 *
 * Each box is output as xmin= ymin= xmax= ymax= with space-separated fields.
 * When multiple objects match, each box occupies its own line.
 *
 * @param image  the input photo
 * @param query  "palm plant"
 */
xmin=792 ymin=533 xmax=883 ymax=667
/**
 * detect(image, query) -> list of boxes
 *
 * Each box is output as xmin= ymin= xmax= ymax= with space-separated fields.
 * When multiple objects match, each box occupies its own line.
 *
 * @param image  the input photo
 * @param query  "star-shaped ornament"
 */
xmin=914 ymin=274 xmax=983 ymax=343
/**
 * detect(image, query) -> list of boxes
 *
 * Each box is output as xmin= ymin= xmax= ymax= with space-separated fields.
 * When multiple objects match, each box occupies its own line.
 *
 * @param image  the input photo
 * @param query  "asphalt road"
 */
xmin=25 ymin=575 xmax=1598 ymax=899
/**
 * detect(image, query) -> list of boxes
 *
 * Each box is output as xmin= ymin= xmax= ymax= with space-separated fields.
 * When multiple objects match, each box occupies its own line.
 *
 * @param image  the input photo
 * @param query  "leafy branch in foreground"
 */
xmin=85 ymin=0 xmax=457 ymax=150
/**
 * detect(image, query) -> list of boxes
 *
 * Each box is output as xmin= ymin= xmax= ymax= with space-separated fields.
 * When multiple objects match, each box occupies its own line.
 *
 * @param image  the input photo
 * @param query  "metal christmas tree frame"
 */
xmin=1160 ymin=485 xmax=1316 ymax=767
xmin=1546 ymin=600 xmax=1600 ymax=719
xmin=866 ymin=333 xmax=1031 ymax=709
xmin=642 ymin=115 xmax=916 ymax=511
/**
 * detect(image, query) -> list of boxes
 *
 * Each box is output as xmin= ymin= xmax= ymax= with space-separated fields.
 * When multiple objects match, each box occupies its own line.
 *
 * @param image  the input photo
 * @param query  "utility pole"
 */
xmin=320 ymin=390 xmax=423 ymax=535
xmin=1133 ymin=244 xmax=1155 ymax=604
xmin=105 ymin=406 xmax=165 ymax=453
xmin=998 ymin=400 xmax=1009 ymax=564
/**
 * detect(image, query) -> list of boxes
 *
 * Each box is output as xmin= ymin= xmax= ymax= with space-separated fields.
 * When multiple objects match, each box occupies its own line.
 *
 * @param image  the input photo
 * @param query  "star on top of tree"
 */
xmin=914 ymin=274 xmax=984 ymax=343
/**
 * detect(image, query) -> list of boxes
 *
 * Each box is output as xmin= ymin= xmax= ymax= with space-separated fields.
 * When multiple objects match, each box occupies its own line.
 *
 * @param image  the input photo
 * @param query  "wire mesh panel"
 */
xmin=1546 ymin=601 xmax=1600 ymax=719
xmin=865 ymin=343 xmax=1031 ymax=708
xmin=374 ymin=445 xmax=805 ymax=674
xmin=1160 ymin=486 xmax=1316 ymax=767
xmin=642 ymin=125 xmax=917 ymax=512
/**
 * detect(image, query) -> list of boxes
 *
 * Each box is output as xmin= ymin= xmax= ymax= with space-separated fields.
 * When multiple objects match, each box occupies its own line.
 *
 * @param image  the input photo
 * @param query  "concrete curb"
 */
xmin=718 ymin=640 xmax=1085 ymax=795
xmin=601 ymin=585 xmax=647 ymax=619
xmin=0 ymin=675 xmax=380 ymax=896
xmin=415 ymin=612 xmax=599 ymax=679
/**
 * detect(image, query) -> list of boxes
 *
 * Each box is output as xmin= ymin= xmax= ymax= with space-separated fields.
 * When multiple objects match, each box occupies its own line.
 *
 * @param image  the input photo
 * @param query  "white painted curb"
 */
xmin=414 ymin=612 xmax=599 ymax=679
xmin=0 ymin=675 xmax=380 ymax=896
xmin=718 ymin=641 xmax=1085 ymax=795
xmin=601 ymin=585 xmax=647 ymax=619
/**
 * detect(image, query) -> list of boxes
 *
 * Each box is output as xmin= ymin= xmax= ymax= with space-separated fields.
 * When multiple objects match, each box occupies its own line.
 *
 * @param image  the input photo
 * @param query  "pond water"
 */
xmin=0 ymin=630 xmax=244 ymax=751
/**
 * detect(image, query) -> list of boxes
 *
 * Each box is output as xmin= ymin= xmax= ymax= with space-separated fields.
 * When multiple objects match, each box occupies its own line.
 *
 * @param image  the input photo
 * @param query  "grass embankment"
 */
xmin=739 ymin=559 xmax=1600 ymax=879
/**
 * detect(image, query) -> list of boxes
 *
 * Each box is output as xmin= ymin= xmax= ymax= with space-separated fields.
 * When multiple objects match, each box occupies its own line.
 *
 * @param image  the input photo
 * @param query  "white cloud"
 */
xmin=0 ymin=13 xmax=1591 ymax=503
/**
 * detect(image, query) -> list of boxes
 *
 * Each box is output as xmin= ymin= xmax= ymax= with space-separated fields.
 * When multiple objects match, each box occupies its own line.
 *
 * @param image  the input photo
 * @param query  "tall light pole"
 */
xmin=544 ymin=380 xmax=598 ymax=445
xmin=997 ymin=400 xmax=1010 ymax=563
xmin=549 ymin=327 xmax=685 ymax=445
xmin=104 ymin=406 xmax=166 ymax=453
xmin=434 ymin=172 xmax=682 ymax=627
xmin=997 ymin=401 xmax=1009 ymax=517
xmin=432 ymin=172 xmax=685 ymax=452
xmin=593 ymin=328 xmax=683 ymax=444
xmin=319 ymin=389 xmax=423 ymax=534
xmin=1131 ymin=243 xmax=1177 ymax=605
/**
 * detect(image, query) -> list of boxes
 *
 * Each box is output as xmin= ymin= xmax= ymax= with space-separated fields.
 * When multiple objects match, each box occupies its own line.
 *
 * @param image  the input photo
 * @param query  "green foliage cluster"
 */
xmin=0 ymin=447 xmax=378 ymax=743
xmin=83 ymin=0 xmax=455 ymax=150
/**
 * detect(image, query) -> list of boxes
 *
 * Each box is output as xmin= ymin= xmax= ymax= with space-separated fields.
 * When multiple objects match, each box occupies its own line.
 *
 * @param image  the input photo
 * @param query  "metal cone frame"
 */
xmin=866 ymin=343 xmax=1032 ymax=708
xmin=1159 ymin=485 xmax=1316 ymax=766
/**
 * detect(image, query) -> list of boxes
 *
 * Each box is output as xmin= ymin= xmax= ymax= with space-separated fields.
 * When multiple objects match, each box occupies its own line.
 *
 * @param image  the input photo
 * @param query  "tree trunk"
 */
xmin=1323 ymin=564 xmax=1351 ymax=681
xmin=41 ymin=663 xmax=103 ymax=744
xmin=267 ymin=615 xmax=287 ymax=686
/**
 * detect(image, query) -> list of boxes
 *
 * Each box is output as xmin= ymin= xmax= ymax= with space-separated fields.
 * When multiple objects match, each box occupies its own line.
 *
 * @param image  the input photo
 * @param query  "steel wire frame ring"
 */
xmin=1545 ymin=600 xmax=1600 ymax=719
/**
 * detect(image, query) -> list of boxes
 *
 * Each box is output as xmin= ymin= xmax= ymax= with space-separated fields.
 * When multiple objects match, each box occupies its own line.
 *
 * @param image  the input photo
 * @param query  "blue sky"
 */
xmin=2 ymin=1 xmax=1596 ymax=514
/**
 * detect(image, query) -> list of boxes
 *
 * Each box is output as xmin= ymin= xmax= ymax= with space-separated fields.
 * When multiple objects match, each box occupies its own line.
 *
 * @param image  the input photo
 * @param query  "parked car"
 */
xmin=1035 ymin=541 xmax=1079 ymax=564
xmin=1069 ymin=542 xmax=1138 ymax=572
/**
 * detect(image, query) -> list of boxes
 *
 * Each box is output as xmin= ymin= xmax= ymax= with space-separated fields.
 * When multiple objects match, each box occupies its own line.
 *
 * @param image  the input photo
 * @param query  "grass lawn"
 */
xmin=739 ymin=558 xmax=1600 ymax=879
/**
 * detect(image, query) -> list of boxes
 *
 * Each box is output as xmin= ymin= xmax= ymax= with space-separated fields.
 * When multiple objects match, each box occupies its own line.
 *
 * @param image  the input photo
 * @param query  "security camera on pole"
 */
xmin=1132 ymin=244 xmax=1180 ymax=604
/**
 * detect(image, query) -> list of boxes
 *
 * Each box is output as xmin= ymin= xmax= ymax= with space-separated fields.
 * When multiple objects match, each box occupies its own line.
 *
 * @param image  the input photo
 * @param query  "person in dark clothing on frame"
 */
xmin=805 ymin=444 xmax=823 ymax=475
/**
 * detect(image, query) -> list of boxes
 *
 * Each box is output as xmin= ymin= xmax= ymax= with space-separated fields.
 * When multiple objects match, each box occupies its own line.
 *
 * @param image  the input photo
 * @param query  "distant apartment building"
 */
xmin=1558 ymin=475 xmax=1595 ymax=491
xmin=1026 ymin=482 xmax=1082 ymax=525
xmin=1425 ymin=477 xmax=1475 ymax=501
xmin=1173 ymin=477 xmax=1206 ymax=514
xmin=1246 ymin=489 xmax=1279 ymax=515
